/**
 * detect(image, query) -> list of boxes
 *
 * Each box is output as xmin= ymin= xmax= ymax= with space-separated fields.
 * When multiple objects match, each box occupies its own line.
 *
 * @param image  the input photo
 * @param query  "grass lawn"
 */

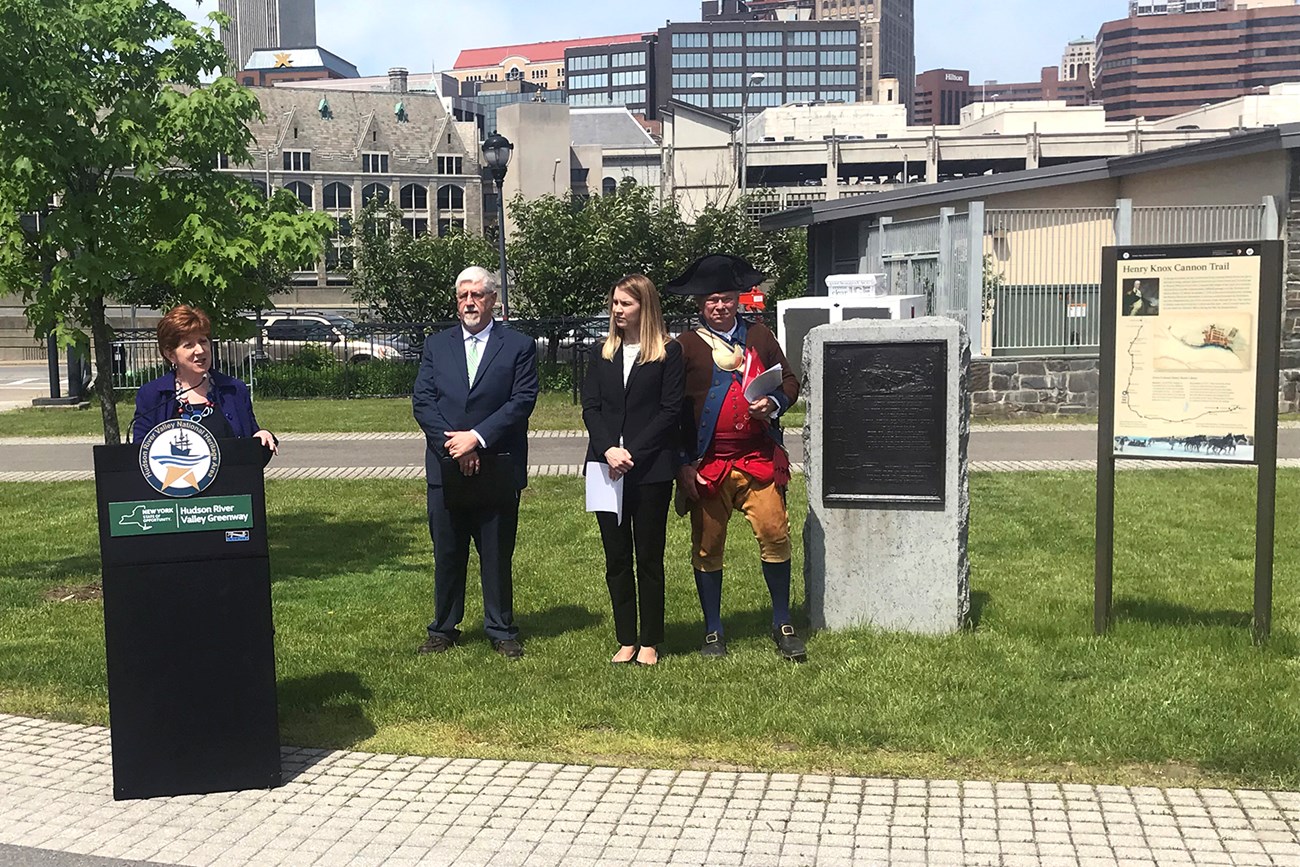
xmin=1 ymin=471 xmax=1298 ymax=788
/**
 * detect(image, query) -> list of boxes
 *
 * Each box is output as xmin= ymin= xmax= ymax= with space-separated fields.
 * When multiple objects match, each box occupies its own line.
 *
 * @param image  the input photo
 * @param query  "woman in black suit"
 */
xmin=582 ymin=274 xmax=684 ymax=666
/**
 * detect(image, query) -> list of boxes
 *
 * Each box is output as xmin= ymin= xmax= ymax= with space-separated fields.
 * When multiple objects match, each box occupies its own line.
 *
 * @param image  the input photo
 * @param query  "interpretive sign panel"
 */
xmin=1096 ymin=240 xmax=1283 ymax=641
xmin=1109 ymin=244 xmax=1263 ymax=464
xmin=823 ymin=341 xmax=947 ymax=505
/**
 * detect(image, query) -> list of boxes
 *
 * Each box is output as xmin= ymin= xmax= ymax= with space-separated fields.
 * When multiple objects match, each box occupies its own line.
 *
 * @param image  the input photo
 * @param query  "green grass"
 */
xmin=0 ymin=393 xmax=590 ymax=437
xmin=1 ymin=471 xmax=1298 ymax=787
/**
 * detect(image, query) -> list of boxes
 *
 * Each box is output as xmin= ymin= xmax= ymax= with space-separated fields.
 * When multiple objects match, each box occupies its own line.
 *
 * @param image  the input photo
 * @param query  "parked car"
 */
xmin=247 ymin=312 xmax=411 ymax=364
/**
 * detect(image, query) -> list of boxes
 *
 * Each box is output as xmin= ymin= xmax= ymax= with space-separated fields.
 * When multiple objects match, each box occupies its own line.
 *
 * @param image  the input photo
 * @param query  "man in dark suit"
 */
xmin=413 ymin=266 xmax=539 ymax=659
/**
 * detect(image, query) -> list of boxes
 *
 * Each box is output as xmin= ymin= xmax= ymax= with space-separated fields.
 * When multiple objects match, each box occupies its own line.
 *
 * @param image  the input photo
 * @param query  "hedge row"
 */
xmin=251 ymin=359 xmax=576 ymax=399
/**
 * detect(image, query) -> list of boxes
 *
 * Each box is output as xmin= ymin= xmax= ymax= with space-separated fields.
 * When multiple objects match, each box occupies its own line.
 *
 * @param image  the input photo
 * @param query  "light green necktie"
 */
xmin=467 ymin=336 xmax=480 ymax=384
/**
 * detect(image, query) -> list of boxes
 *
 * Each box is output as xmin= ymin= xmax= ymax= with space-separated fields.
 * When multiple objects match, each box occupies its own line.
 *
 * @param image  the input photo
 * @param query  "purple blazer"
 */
xmin=131 ymin=368 xmax=263 ymax=443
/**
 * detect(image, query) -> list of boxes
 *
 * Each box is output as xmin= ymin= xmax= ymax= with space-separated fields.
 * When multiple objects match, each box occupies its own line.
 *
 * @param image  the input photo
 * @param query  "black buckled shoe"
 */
xmin=492 ymin=638 xmax=525 ymax=659
xmin=772 ymin=624 xmax=807 ymax=662
xmin=417 ymin=634 xmax=455 ymax=655
xmin=700 ymin=631 xmax=727 ymax=658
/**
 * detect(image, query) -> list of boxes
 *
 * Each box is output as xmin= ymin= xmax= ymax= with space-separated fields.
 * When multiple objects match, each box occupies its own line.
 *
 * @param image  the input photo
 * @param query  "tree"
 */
xmin=507 ymin=180 xmax=686 ymax=320
xmin=0 ymin=0 xmax=333 ymax=443
xmin=350 ymin=199 xmax=498 ymax=323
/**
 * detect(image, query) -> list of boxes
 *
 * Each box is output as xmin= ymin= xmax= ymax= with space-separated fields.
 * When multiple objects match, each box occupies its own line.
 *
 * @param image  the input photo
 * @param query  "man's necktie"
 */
xmin=467 ymin=336 xmax=480 ymax=384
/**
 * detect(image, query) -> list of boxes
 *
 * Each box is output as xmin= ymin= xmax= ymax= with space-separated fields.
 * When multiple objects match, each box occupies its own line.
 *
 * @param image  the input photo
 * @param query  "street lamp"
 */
xmin=891 ymin=143 xmax=909 ymax=186
xmin=740 ymin=71 xmax=766 ymax=197
xmin=481 ymin=131 xmax=514 ymax=318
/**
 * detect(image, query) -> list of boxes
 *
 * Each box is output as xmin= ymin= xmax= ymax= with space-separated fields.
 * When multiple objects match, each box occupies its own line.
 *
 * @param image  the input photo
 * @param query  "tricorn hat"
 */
xmin=664 ymin=254 xmax=766 ymax=296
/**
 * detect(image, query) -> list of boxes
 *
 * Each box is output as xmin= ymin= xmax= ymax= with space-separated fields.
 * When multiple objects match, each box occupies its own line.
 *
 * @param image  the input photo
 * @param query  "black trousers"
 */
xmin=426 ymin=485 xmax=519 ymax=642
xmin=596 ymin=480 xmax=672 ymax=647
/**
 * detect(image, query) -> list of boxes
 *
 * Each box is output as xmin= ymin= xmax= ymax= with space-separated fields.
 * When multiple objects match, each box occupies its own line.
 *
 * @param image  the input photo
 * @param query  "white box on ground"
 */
xmin=776 ymin=294 xmax=927 ymax=381
xmin=825 ymin=273 xmax=887 ymax=296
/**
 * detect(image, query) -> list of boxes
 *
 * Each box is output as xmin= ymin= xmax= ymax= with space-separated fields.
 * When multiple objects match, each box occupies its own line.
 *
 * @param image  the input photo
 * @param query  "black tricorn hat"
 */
xmin=664 ymin=254 xmax=766 ymax=296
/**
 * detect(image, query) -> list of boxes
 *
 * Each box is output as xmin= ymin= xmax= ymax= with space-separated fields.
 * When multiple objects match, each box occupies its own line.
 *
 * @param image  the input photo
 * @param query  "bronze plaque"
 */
xmin=822 ymin=341 xmax=947 ymax=507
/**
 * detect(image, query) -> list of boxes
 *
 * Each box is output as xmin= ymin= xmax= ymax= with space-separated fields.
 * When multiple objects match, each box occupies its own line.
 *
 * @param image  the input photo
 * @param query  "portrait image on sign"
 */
xmin=138 ymin=419 xmax=221 ymax=497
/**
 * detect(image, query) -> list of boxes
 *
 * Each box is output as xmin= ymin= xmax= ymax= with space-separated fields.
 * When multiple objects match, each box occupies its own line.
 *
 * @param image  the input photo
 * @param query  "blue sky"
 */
xmin=178 ymin=0 xmax=1120 ymax=84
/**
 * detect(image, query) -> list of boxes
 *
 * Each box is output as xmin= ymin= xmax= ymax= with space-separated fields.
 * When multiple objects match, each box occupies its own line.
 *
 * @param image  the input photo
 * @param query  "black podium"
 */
xmin=94 ymin=437 xmax=280 ymax=800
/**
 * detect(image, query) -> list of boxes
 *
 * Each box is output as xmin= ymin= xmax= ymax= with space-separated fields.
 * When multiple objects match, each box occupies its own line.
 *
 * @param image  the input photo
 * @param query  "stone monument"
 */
xmin=803 ymin=317 xmax=970 ymax=634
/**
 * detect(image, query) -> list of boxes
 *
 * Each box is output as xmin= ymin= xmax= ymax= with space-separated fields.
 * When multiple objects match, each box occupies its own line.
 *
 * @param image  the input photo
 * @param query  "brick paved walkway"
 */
xmin=2 ymin=714 xmax=1299 ymax=867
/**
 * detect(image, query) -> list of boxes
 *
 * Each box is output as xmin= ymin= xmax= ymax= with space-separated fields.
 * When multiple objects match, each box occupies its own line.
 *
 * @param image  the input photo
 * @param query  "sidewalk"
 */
xmin=2 ymin=714 xmax=1298 ymax=867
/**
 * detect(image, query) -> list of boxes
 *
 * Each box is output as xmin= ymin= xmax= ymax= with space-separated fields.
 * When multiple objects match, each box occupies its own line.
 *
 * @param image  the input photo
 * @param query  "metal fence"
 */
xmin=864 ymin=197 xmax=1278 ymax=357
xmin=109 ymin=315 xmax=718 ymax=400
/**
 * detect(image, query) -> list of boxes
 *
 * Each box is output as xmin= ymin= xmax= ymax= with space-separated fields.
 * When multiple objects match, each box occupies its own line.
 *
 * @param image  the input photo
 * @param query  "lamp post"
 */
xmin=481 ymin=131 xmax=514 ymax=318
xmin=739 ymin=71 xmax=766 ymax=197
xmin=891 ymin=143 xmax=909 ymax=186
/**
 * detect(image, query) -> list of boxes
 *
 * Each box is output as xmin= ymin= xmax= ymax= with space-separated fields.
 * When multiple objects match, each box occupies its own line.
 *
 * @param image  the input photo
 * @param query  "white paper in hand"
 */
xmin=743 ymin=363 xmax=784 ymax=406
xmin=584 ymin=461 xmax=624 ymax=524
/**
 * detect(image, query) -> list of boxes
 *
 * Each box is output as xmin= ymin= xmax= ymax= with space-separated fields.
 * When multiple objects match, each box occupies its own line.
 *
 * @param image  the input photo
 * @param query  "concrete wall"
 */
xmin=495 ymin=102 xmax=572 ymax=239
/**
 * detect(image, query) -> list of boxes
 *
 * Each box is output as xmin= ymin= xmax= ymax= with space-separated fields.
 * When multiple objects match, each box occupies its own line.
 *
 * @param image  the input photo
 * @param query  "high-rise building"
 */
xmin=1129 ymin=0 xmax=1294 ymax=13
xmin=710 ymin=0 xmax=914 ymax=116
xmin=913 ymin=69 xmax=973 ymax=126
xmin=655 ymin=18 xmax=862 ymax=119
xmin=812 ymin=0 xmax=914 ymax=118
xmin=1061 ymin=38 xmax=1095 ymax=83
xmin=1096 ymin=2 xmax=1300 ymax=119
xmin=218 ymin=0 xmax=317 ymax=70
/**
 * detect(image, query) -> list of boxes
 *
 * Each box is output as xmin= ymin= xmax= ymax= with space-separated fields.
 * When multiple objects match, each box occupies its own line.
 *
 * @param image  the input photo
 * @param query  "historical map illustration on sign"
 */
xmin=1111 ymin=247 xmax=1261 ymax=463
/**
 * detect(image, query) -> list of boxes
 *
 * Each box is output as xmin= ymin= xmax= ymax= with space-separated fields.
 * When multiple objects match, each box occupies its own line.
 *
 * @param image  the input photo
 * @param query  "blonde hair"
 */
xmin=601 ymin=274 xmax=668 ymax=364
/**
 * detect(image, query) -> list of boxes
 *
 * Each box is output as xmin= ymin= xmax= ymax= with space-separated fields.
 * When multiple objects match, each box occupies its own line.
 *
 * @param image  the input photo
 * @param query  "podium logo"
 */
xmin=138 ymin=419 xmax=221 ymax=497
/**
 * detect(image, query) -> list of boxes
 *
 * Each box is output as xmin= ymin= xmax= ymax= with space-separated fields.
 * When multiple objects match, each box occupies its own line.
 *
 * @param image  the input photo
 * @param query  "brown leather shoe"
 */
xmin=417 ymin=634 xmax=455 ymax=654
xmin=492 ymin=638 xmax=525 ymax=659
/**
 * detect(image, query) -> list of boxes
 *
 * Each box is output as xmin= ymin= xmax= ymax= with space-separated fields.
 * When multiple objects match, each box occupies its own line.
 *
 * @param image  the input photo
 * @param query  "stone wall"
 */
xmin=1280 ymin=151 xmax=1300 ymax=414
xmin=969 ymin=357 xmax=1100 ymax=417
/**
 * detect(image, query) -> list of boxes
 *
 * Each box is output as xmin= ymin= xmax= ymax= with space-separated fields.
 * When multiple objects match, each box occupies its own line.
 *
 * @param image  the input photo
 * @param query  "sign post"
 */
xmin=1095 ymin=242 xmax=1283 ymax=641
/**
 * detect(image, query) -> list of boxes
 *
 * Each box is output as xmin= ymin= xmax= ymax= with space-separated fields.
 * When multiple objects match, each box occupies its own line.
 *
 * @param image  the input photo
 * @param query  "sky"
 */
xmin=175 ymin=0 xmax=1121 ymax=84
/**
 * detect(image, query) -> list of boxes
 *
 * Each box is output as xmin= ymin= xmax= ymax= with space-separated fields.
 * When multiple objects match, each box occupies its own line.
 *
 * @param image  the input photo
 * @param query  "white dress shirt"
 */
xmin=461 ymin=319 xmax=493 ymax=447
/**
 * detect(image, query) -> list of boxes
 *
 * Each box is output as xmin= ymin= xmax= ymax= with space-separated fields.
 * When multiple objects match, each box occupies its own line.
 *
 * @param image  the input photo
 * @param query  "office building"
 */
xmin=563 ymin=39 xmax=655 ymax=116
xmin=655 ymin=18 xmax=863 ymax=118
xmin=219 ymin=0 xmax=316 ymax=70
xmin=915 ymin=64 xmax=1092 ymax=126
xmin=462 ymin=79 xmax=569 ymax=135
xmin=1096 ymin=2 xmax=1300 ymax=120
xmin=1061 ymin=38 xmax=1095 ymax=83
xmin=913 ymin=68 xmax=973 ymax=126
xmin=814 ymin=0 xmax=915 ymax=117
xmin=1128 ymin=0 xmax=1294 ymax=14
xmin=449 ymin=35 xmax=646 ymax=94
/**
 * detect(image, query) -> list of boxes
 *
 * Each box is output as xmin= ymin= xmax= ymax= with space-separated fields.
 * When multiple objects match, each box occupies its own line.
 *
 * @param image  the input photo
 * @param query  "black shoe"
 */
xmin=492 ymin=638 xmax=525 ymax=659
xmin=700 ymin=631 xmax=727 ymax=657
xmin=417 ymin=634 xmax=455 ymax=655
xmin=772 ymin=624 xmax=807 ymax=662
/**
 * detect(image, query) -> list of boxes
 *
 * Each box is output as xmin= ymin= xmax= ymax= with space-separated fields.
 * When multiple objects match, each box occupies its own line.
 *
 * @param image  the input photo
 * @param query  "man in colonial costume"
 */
xmin=667 ymin=254 xmax=806 ymax=662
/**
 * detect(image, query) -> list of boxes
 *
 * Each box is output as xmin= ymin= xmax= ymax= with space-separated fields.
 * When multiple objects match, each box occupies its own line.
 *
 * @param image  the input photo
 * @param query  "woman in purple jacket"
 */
xmin=131 ymin=305 xmax=278 ymax=453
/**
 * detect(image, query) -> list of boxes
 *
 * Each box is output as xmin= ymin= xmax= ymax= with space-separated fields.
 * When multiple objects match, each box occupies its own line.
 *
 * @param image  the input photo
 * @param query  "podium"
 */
xmin=94 ymin=436 xmax=280 ymax=800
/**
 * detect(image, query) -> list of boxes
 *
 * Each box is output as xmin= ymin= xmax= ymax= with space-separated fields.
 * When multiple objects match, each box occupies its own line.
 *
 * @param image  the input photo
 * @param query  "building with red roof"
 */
xmin=448 ymin=34 xmax=647 ymax=94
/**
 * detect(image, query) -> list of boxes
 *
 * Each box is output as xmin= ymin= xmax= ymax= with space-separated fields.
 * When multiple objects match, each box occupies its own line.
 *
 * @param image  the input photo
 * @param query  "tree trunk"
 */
xmin=88 ymin=296 xmax=121 ymax=445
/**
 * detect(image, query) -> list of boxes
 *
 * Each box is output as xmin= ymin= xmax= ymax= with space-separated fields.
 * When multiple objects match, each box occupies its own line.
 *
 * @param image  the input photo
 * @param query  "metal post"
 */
xmin=1253 ymin=241 xmax=1284 ymax=643
xmin=1115 ymin=198 xmax=1133 ymax=246
xmin=1262 ymin=195 xmax=1280 ymax=240
xmin=495 ymin=178 xmax=510 ymax=319
xmin=740 ymin=101 xmax=749 ymax=197
xmin=45 ymin=333 xmax=61 ymax=400
xmin=1095 ymin=247 xmax=1119 ymax=634
xmin=966 ymin=201 xmax=985 ymax=358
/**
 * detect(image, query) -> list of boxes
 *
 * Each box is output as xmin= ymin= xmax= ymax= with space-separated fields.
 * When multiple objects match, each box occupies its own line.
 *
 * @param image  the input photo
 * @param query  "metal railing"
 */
xmin=109 ymin=315 xmax=723 ymax=400
xmin=984 ymin=207 xmax=1120 ymax=355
